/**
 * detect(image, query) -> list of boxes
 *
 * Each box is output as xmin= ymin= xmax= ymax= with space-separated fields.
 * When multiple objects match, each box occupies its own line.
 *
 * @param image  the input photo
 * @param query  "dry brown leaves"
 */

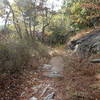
xmin=64 ymin=54 xmax=100 ymax=100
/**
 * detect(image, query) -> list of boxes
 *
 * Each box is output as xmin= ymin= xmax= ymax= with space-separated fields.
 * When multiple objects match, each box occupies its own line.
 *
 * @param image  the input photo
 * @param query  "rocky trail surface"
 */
xmin=27 ymin=49 xmax=67 ymax=100
xmin=20 ymin=50 xmax=66 ymax=100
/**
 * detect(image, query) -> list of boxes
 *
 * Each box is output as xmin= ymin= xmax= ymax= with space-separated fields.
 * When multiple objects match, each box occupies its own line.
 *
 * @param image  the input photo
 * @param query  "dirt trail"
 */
xmin=0 ymin=47 xmax=67 ymax=100
xmin=18 ymin=48 xmax=67 ymax=100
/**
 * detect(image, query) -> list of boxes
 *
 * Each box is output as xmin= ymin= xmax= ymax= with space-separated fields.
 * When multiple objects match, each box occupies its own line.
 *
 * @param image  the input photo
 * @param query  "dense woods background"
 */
xmin=0 ymin=0 xmax=99 ymax=43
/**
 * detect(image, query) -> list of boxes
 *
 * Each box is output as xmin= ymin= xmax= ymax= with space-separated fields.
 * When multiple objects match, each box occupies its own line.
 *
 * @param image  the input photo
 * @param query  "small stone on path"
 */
xmin=29 ymin=97 xmax=38 ymax=100
xmin=43 ymin=92 xmax=55 ymax=100
xmin=43 ymin=64 xmax=52 ymax=70
xmin=43 ymin=71 xmax=64 ymax=78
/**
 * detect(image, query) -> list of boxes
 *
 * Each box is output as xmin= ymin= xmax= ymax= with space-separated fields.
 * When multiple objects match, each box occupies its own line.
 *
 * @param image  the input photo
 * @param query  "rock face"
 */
xmin=69 ymin=29 xmax=100 ymax=58
xmin=90 ymin=59 xmax=100 ymax=63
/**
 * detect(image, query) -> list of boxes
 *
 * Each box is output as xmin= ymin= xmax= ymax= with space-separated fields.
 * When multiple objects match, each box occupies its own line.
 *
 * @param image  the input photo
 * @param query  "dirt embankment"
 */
xmin=64 ymin=29 xmax=100 ymax=100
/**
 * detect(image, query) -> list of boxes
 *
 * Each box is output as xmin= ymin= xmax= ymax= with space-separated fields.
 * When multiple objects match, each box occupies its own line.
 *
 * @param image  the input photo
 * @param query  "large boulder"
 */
xmin=69 ymin=29 xmax=100 ymax=58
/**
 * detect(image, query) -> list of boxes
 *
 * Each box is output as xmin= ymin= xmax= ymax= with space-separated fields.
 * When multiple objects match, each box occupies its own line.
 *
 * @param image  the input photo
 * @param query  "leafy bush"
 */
xmin=46 ymin=16 xmax=69 ymax=45
xmin=47 ymin=33 xmax=67 ymax=46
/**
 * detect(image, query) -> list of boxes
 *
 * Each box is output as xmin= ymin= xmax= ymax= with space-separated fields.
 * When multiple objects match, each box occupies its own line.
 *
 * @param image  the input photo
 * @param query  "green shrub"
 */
xmin=47 ymin=33 xmax=67 ymax=46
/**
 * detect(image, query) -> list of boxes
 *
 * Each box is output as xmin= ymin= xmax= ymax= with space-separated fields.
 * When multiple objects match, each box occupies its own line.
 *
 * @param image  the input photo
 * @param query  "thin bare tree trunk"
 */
xmin=6 ymin=0 xmax=22 ymax=39
xmin=4 ymin=10 xmax=11 ymax=30
xmin=17 ymin=6 xmax=30 ymax=38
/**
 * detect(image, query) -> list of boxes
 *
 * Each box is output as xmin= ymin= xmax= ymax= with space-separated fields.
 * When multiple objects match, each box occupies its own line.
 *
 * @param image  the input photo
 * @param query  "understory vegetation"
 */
xmin=0 ymin=37 xmax=49 ymax=73
xmin=64 ymin=53 xmax=100 ymax=100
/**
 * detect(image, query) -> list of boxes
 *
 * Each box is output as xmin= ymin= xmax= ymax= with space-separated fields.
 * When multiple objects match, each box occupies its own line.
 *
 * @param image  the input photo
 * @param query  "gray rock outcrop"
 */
xmin=69 ymin=29 xmax=100 ymax=58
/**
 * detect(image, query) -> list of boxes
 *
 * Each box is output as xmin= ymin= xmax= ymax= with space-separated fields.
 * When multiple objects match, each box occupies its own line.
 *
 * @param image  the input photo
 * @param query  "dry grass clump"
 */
xmin=64 ymin=54 xmax=100 ymax=100
xmin=0 ymin=37 xmax=49 ymax=74
xmin=0 ymin=40 xmax=31 ymax=73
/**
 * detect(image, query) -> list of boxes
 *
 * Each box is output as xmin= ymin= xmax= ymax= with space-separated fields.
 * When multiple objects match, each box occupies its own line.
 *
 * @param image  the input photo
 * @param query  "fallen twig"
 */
xmin=40 ymin=84 xmax=50 ymax=97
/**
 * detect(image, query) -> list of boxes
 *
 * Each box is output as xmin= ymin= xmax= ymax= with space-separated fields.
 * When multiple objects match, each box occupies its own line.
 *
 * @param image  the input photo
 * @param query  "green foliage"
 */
xmin=50 ymin=15 xmax=68 ymax=33
xmin=47 ymin=33 xmax=67 ymax=46
xmin=64 ymin=0 xmax=100 ymax=31
xmin=70 ymin=2 xmax=88 ymax=30
xmin=0 ymin=0 xmax=99 ymax=51
xmin=46 ymin=15 xmax=68 ymax=45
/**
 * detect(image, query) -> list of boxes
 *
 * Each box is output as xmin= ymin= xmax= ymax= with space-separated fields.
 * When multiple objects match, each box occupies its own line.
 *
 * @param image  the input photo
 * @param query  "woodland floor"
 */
xmin=0 ymin=28 xmax=100 ymax=100
xmin=0 ymin=47 xmax=100 ymax=100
